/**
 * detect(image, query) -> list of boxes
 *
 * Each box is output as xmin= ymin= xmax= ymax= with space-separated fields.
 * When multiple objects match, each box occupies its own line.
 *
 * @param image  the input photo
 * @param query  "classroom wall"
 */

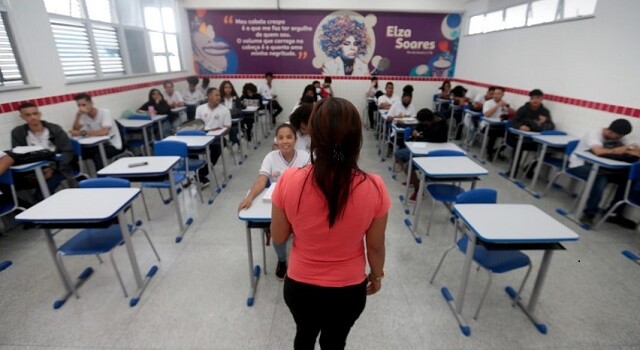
xmin=180 ymin=0 xmax=467 ymax=12
xmin=455 ymin=0 xmax=640 ymax=140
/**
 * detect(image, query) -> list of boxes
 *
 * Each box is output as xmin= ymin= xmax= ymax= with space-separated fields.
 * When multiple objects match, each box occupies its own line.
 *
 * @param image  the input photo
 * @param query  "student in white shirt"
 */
xmin=195 ymin=88 xmax=231 ymax=185
xmin=258 ymin=72 xmax=283 ymax=124
xmin=199 ymin=77 xmax=211 ymax=97
xmin=163 ymin=80 xmax=184 ymax=108
xmin=366 ymin=76 xmax=383 ymax=127
xmin=183 ymin=76 xmax=204 ymax=120
xmin=71 ymin=93 xmax=122 ymax=170
xmin=387 ymin=89 xmax=416 ymax=122
xmin=238 ymin=123 xmax=311 ymax=280
xmin=481 ymin=87 xmax=515 ymax=160
xmin=377 ymin=82 xmax=400 ymax=110
xmin=219 ymin=80 xmax=243 ymax=145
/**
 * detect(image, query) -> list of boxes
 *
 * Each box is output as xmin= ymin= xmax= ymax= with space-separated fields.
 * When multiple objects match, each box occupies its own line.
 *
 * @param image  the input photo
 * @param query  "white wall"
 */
xmin=179 ymin=0 xmax=467 ymax=12
xmin=455 ymin=0 xmax=640 ymax=139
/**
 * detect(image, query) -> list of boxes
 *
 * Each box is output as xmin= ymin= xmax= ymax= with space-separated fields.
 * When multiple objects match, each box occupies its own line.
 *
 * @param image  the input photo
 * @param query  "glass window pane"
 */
xmin=115 ymin=0 xmax=143 ymax=27
xmin=93 ymin=25 xmax=124 ymax=75
xmin=153 ymin=55 xmax=168 ymax=72
xmin=468 ymin=15 xmax=485 ymax=35
xmin=165 ymin=33 xmax=180 ymax=71
xmin=564 ymin=0 xmax=597 ymax=18
xmin=161 ymin=7 xmax=175 ymax=33
xmin=44 ymin=0 xmax=83 ymax=18
xmin=86 ymin=0 xmax=112 ymax=23
xmin=168 ymin=55 xmax=180 ymax=72
xmin=143 ymin=7 xmax=163 ymax=31
xmin=504 ymin=4 xmax=527 ymax=29
xmin=0 ymin=11 xmax=25 ymax=86
xmin=528 ymin=0 xmax=559 ymax=26
xmin=483 ymin=10 xmax=504 ymax=33
xmin=148 ymin=31 xmax=165 ymax=53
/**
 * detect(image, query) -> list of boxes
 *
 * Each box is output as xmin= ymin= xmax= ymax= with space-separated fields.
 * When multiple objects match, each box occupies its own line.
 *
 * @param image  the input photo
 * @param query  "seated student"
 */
xmin=365 ymin=76 xmax=382 ymax=128
xmin=471 ymin=86 xmax=495 ymax=112
xmin=183 ymin=76 xmax=204 ymax=120
xmin=238 ymin=124 xmax=311 ymax=280
xmin=387 ymin=85 xmax=416 ymax=122
xmin=312 ymin=80 xmax=323 ymax=101
xmin=509 ymin=89 xmax=555 ymax=176
xmin=394 ymin=108 xmax=448 ymax=201
xmin=198 ymin=77 xmax=211 ymax=97
xmin=377 ymin=82 xmax=400 ymax=110
xmin=71 ymin=93 xmax=123 ymax=170
xmin=12 ymin=102 xmax=76 ymax=198
xmin=195 ymin=87 xmax=231 ymax=186
xmin=291 ymin=85 xmax=317 ymax=114
xmin=437 ymin=80 xmax=452 ymax=99
xmin=219 ymin=80 xmax=243 ymax=145
xmin=569 ymin=119 xmax=633 ymax=226
xmin=139 ymin=88 xmax=174 ymax=136
xmin=258 ymin=72 xmax=284 ymax=124
xmin=0 ymin=151 xmax=14 ymax=204
xmin=163 ymin=80 xmax=184 ymax=108
xmin=320 ymin=76 xmax=334 ymax=98
xmin=289 ymin=103 xmax=313 ymax=152
xmin=482 ymin=86 xmax=515 ymax=160
xmin=449 ymin=85 xmax=470 ymax=140
xmin=239 ymin=83 xmax=263 ymax=142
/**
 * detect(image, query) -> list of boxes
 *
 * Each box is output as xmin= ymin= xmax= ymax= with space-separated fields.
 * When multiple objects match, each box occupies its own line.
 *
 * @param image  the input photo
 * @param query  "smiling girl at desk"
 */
xmin=238 ymin=124 xmax=310 ymax=280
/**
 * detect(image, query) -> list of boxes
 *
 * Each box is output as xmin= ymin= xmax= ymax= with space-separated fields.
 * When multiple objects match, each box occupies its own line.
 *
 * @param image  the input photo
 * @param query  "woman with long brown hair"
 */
xmin=271 ymin=97 xmax=389 ymax=350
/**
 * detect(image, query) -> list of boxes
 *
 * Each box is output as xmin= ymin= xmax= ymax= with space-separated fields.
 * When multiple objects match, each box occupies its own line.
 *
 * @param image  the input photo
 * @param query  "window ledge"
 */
xmin=0 ymin=84 xmax=41 ymax=93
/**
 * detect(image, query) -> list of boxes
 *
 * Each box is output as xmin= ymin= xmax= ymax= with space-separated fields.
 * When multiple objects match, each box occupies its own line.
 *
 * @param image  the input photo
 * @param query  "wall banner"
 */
xmin=187 ymin=9 xmax=461 ymax=77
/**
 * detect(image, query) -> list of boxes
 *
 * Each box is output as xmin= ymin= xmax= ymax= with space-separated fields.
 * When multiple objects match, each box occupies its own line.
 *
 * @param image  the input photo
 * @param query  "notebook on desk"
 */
xmin=262 ymin=182 xmax=277 ymax=202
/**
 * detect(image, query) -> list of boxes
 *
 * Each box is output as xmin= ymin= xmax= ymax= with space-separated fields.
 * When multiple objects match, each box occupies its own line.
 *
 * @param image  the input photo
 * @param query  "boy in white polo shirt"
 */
xmin=71 ymin=93 xmax=122 ymax=170
xmin=195 ymin=88 xmax=231 ymax=185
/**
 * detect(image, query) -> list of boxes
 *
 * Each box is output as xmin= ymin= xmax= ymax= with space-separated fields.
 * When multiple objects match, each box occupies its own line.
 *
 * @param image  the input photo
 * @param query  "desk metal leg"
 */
xmin=401 ymin=153 xmax=414 ymax=211
xmin=98 ymin=143 xmax=109 ymax=167
xmin=142 ymin=127 xmax=152 ymax=156
xmin=474 ymin=125 xmax=490 ymax=164
xmin=220 ymin=134 xmax=231 ymax=187
xmin=505 ymin=249 xmax=553 ymax=334
xmin=440 ymin=230 xmax=474 ymax=336
xmin=34 ymin=167 xmax=51 ymax=198
xmin=508 ymin=134 xmax=524 ymax=180
xmin=557 ymin=163 xmax=599 ymax=230
xmin=170 ymin=171 xmax=192 ymax=243
xmin=157 ymin=121 xmax=165 ymax=139
xmin=405 ymin=168 xmax=425 ymax=244
xmin=205 ymin=146 xmax=220 ymax=204
xmin=523 ymin=144 xmax=547 ymax=198
xmin=118 ymin=211 xmax=158 ymax=307
xmin=246 ymin=225 xmax=261 ymax=307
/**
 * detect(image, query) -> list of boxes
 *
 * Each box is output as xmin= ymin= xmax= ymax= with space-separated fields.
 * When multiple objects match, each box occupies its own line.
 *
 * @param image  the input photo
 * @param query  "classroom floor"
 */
xmin=1 ymin=124 xmax=640 ymax=350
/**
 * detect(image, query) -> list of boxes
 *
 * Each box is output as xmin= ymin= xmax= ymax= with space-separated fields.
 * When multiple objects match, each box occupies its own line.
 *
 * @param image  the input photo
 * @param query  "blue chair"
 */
xmin=520 ymin=130 xmax=568 ymax=175
xmin=116 ymin=120 xmax=147 ymax=156
xmin=144 ymin=140 xmax=208 ymax=205
xmin=462 ymin=108 xmax=483 ymax=148
xmin=56 ymin=178 xmax=160 ymax=298
xmin=176 ymin=129 xmax=228 ymax=184
xmin=70 ymin=139 xmax=90 ymax=181
xmin=430 ymin=189 xmax=532 ymax=320
xmin=540 ymin=140 xmax=585 ymax=204
xmin=0 ymin=169 xmax=27 ymax=223
xmin=594 ymin=162 xmax=640 ymax=229
xmin=423 ymin=150 xmax=467 ymax=236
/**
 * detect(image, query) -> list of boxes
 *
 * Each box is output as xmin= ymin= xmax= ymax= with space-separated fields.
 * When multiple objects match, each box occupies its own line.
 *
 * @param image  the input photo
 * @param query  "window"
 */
xmin=143 ymin=1 xmax=181 ymax=73
xmin=467 ymin=0 xmax=597 ymax=35
xmin=0 ymin=7 xmax=26 ymax=87
xmin=44 ymin=0 xmax=181 ymax=79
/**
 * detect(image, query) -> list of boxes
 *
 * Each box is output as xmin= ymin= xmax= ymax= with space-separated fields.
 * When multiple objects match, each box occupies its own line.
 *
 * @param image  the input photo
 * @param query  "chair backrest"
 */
xmin=153 ymin=140 xmax=188 ymax=158
xmin=403 ymin=127 xmax=413 ymax=142
xmin=565 ymin=140 xmax=579 ymax=156
xmin=540 ymin=130 xmax=567 ymax=136
xmin=176 ymin=130 xmax=206 ymax=136
xmin=629 ymin=162 xmax=640 ymax=181
xmin=427 ymin=150 xmax=466 ymax=157
xmin=79 ymin=177 xmax=131 ymax=188
xmin=129 ymin=114 xmax=152 ymax=120
xmin=70 ymin=139 xmax=82 ymax=157
xmin=0 ymin=169 xmax=14 ymax=186
xmin=456 ymin=188 xmax=497 ymax=204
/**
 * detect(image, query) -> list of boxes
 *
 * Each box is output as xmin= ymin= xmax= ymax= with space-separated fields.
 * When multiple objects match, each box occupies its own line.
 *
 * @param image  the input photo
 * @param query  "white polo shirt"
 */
xmin=164 ymin=90 xmax=184 ymax=106
xmin=195 ymin=103 xmax=232 ymax=130
xmin=569 ymin=129 xmax=627 ymax=168
xmin=388 ymin=101 xmax=416 ymax=119
xmin=259 ymin=149 xmax=310 ymax=182
xmin=482 ymin=99 xmax=509 ymax=119
xmin=258 ymin=81 xmax=276 ymax=100
xmin=183 ymin=89 xmax=204 ymax=104
xmin=78 ymin=108 xmax=122 ymax=150
xmin=26 ymin=128 xmax=55 ymax=151
xmin=377 ymin=94 xmax=400 ymax=109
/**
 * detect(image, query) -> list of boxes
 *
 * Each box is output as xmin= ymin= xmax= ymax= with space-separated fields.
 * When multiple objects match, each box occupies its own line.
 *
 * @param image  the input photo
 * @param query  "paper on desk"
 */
xmin=262 ymin=182 xmax=277 ymax=202
xmin=207 ymin=127 xmax=228 ymax=136
xmin=243 ymin=106 xmax=259 ymax=112
xmin=12 ymin=145 xmax=45 ymax=154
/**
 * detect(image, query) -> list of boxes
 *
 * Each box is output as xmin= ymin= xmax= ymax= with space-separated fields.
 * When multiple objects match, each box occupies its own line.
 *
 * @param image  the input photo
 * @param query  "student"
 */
xmin=289 ymin=103 xmax=313 ymax=152
xmin=239 ymin=83 xmax=263 ymax=142
xmin=377 ymin=82 xmax=400 ymax=110
xmin=482 ymin=86 xmax=515 ymax=160
xmin=569 ymin=119 xmax=633 ymax=226
xmin=163 ymin=80 xmax=184 ymax=108
xmin=183 ymin=76 xmax=204 ymax=120
xmin=271 ymin=97 xmax=389 ymax=349
xmin=320 ymin=76 xmax=334 ymax=98
xmin=195 ymin=88 xmax=231 ymax=185
xmin=238 ymin=124 xmax=311 ymax=280
xmin=365 ymin=76 xmax=382 ymax=128
xmin=12 ymin=102 xmax=76 ymax=197
xmin=199 ymin=77 xmax=211 ymax=97
xmin=394 ymin=108 xmax=448 ymax=201
xmin=219 ymin=80 xmax=243 ymax=145
xmin=312 ymin=80 xmax=323 ymax=100
xmin=0 ymin=151 xmax=15 ymax=204
xmin=387 ymin=85 xmax=416 ymax=122
xmin=70 ymin=93 xmax=123 ymax=170
xmin=258 ymin=72 xmax=283 ymax=124
xmin=471 ymin=86 xmax=495 ymax=112
xmin=437 ymin=80 xmax=452 ymax=99
xmin=139 ymin=88 xmax=174 ymax=136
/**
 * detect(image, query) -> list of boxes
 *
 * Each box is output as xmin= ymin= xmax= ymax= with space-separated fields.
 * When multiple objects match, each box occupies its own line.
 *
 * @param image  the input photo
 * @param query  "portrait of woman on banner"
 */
xmin=318 ymin=15 xmax=372 ymax=76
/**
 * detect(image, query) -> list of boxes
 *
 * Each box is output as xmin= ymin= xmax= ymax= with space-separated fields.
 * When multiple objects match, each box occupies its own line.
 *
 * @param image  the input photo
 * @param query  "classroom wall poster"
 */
xmin=187 ymin=10 xmax=461 ymax=77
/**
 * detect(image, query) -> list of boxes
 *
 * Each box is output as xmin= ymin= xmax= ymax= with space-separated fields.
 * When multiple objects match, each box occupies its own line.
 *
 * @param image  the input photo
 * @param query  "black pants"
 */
xmin=83 ymin=144 xmax=122 ymax=170
xmin=367 ymin=100 xmax=378 ymax=127
xmin=270 ymin=100 xmax=283 ymax=122
xmin=284 ymin=276 xmax=367 ymax=350
xmin=486 ymin=125 xmax=506 ymax=159
xmin=196 ymin=139 xmax=222 ymax=179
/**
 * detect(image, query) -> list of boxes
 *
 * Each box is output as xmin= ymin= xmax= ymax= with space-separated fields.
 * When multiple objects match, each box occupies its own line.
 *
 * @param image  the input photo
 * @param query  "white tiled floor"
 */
xmin=1 ymin=124 xmax=639 ymax=349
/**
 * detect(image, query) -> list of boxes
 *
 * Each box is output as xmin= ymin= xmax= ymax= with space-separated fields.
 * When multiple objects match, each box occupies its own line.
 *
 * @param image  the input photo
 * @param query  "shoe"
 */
xmin=200 ymin=178 xmax=210 ymax=189
xmin=275 ymin=261 xmax=287 ymax=281
xmin=264 ymin=229 xmax=271 ymax=246
xmin=580 ymin=213 xmax=596 ymax=227
xmin=496 ymin=153 xmax=507 ymax=161
xmin=606 ymin=215 xmax=638 ymax=229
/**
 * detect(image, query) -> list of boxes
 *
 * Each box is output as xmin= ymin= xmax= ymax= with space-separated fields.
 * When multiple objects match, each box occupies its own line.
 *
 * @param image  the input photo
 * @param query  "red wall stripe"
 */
xmin=2 ymin=74 xmax=637 ymax=118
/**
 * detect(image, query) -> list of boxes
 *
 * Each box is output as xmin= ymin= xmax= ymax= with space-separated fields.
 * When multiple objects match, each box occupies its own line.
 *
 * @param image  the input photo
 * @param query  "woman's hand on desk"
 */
xmin=238 ymin=197 xmax=253 ymax=211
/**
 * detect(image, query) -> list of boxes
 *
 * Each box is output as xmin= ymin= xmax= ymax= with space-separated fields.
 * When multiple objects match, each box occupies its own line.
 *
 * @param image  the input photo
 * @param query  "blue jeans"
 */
xmin=570 ymin=165 xmax=627 ymax=215
xmin=394 ymin=147 xmax=411 ymax=164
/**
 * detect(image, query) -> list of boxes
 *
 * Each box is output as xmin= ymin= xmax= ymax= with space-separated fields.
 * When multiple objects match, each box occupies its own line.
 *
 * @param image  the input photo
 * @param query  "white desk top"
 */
xmin=480 ymin=117 xmax=506 ymax=124
xmin=206 ymin=127 xmax=228 ymax=137
xmin=508 ymin=128 xmax=540 ymax=137
xmin=242 ymin=106 xmax=259 ymax=112
xmin=10 ymin=160 xmax=50 ymax=172
xmin=171 ymin=106 xmax=187 ymax=113
xmin=238 ymin=187 xmax=272 ymax=222
xmin=164 ymin=135 xmax=216 ymax=148
xmin=118 ymin=119 xmax=155 ymax=128
xmin=151 ymin=114 xmax=168 ymax=121
xmin=454 ymin=204 xmax=579 ymax=243
xmin=574 ymin=150 xmax=633 ymax=169
xmin=464 ymin=109 xmax=482 ymax=116
xmin=98 ymin=156 xmax=180 ymax=177
xmin=413 ymin=157 xmax=488 ymax=178
xmin=76 ymin=136 xmax=110 ymax=146
xmin=395 ymin=118 xmax=418 ymax=125
xmin=406 ymin=142 xmax=466 ymax=156
xmin=531 ymin=134 xmax=577 ymax=147
xmin=16 ymin=188 xmax=140 ymax=223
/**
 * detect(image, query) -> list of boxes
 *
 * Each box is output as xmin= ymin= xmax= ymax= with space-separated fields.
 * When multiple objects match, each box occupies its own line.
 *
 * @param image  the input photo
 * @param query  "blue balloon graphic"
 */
xmin=447 ymin=14 xmax=462 ymax=28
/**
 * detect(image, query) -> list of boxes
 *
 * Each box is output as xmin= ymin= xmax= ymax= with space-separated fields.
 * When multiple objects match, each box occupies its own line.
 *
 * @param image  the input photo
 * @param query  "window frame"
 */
xmin=0 ymin=3 xmax=29 ymax=90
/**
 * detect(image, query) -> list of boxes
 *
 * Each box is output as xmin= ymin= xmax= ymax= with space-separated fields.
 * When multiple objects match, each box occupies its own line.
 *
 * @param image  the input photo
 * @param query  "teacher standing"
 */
xmin=271 ymin=97 xmax=390 ymax=350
